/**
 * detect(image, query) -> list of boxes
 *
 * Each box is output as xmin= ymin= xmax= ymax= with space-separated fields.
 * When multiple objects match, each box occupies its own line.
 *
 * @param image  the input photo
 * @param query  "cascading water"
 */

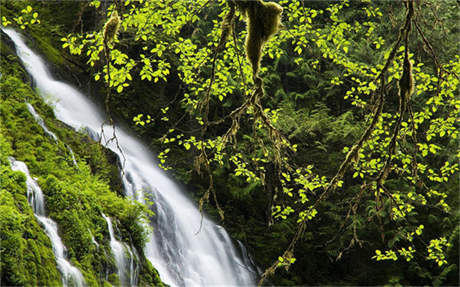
xmin=9 ymin=157 xmax=46 ymax=215
xmin=4 ymin=27 xmax=257 ymax=286
xmin=67 ymin=144 xmax=78 ymax=167
xmin=8 ymin=157 xmax=86 ymax=287
xmin=102 ymin=213 xmax=139 ymax=286
xmin=26 ymin=102 xmax=58 ymax=142
xmin=87 ymin=229 xmax=100 ymax=249
xmin=26 ymin=102 xmax=78 ymax=166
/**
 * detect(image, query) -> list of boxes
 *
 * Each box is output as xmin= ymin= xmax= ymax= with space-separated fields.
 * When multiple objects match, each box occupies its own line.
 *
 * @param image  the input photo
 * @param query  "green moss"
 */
xmin=1 ymin=1 xmax=64 ymax=66
xmin=0 ymin=37 xmax=165 ymax=286
xmin=0 ymin=142 xmax=62 ymax=286
xmin=138 ymin=257 xmax=168 ymax=287
xmin=107 ymin=273 xmax=120 ymax=286
xmin=29 ymin=27 xmax=65 ymax=65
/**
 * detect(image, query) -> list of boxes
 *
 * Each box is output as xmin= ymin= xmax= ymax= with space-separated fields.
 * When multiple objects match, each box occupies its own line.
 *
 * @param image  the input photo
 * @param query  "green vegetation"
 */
xmin=0 ymin=138 xmax=61 ymax=286
xmin=1 ymin=0 xmax=458 ymax=286
xmin=0 ymin=34 xmax=164 ymax=286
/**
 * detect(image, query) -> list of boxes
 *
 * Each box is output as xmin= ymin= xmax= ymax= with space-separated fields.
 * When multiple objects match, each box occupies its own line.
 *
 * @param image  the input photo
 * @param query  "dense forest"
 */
xmin=1 ymin=0 xmax=459 ymax=286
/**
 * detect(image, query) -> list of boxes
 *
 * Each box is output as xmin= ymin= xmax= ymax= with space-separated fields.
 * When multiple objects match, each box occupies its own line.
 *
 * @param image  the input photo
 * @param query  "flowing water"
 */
xmin=102 ymin=213 xmax=139 ymax=286
xmin=26 ymin=102 xmax=58 ymax=142
xmin=8 ymin=158 xmax=86 ymax=287
xmin=4 ymin=28 xmax=257 ymax=286
xmin=88 ymin=229 xmax=100 ymax=248
xmin=26 ymin=102 xmax=78 ymax=166
xmin=9 ymin=157 xmax=46 ymax=215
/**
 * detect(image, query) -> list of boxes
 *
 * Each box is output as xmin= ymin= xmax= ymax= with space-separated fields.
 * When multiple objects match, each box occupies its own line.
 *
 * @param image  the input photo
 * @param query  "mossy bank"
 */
xmin=0 ymin=30 xmax=166 ymax=287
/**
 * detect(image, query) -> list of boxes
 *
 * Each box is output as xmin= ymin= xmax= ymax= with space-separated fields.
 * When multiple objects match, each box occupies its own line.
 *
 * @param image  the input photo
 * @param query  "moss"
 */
xmin=0 ymin=147 xmax=62 ymax=286
xmin=1 ymin=1 xmax=63 ymax=66
xmin=138 ymin=258 xmax=168 ymax=287
xmin=0 ymin=38 xmax=165 ymax=286
xmin=29 ymin=27 xmax=65 ymax=65
xmin=0 ymin=37 xmax=15 ymax=58
xmin=107 ymin=273 xmax=120 ymax=286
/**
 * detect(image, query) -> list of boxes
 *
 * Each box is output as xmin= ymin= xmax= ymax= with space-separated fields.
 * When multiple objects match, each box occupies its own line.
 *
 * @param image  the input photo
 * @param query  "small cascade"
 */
xmin=127 ymin=247 xmax=140 ymax=287
xmin=237 ymin=240 xmax=261 ymax=275
xmin=66 ymin=144 xmax=78 ymax=167
xmin=9 ymin=157 xmax=86 ymax=287
xmin=9 ymin=158 xmax=46 ymax=215
xmin=35 ymin=216 xmax=87 ymax=287
xmin=102 ymin=213 xmax=138 ymax=286
xmin=88 ymin=229 xmax=99 ymax=248
xmin=26 ymin=102 xmax=58 ymax=142
xmin=25 ymin=102 xmax=78 ymax=167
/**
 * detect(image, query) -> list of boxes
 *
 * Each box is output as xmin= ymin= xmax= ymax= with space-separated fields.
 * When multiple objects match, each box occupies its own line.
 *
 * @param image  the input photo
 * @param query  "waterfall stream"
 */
xmin=26 ymin=102 xmax=78 ymax=166
xmin=8 ymin=158 xmax=86 ymax=287
xmin=26 ymin=102 xmax=58 ymax=142
xmin=102 ymin=213 xmax=139 ymax=286
xmin=4 ymin=28 xmax=257 ymax=286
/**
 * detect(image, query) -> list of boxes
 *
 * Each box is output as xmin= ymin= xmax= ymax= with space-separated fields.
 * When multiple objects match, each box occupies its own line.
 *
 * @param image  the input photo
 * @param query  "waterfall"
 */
xmin=8 ymin=157 xmax=86 ymax=287
xmin=101 ymin=213 xmax=139 ymax=286
xmin=4 ymin=27 xmax=257 ymax=286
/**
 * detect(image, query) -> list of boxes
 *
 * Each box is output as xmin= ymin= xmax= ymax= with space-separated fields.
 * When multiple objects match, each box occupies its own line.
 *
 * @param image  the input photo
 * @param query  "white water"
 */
xmin=88 ymin=229 xmax=99 ymax=248
xmin=9 ymin=158 xmax=45 ymax=215
xmin=26 ymin=102 xmax=58 ymax=142
xmin=8 ymin=157 xmax=86 ymax=287
xmin=102 ymin=213 xmax=138 ymax=286
xmin=67 ymin=144 xmax=78 ymax=166
xmin=26 ymin=102 xmax=78 ymax=166
xmin=4 ymin=27 xmax=257 ymax=286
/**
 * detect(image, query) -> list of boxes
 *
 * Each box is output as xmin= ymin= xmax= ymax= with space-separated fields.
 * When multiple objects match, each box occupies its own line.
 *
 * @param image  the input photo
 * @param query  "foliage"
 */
xmin=0 ymin=137 xmax=61 ymax=287
xmin=1 ymin=4 xmax=41 ymax=29
xmin=0 ymin=45 xmax=164 ymax=286
xmin=14 ymin=0 xmax=460 ymax=285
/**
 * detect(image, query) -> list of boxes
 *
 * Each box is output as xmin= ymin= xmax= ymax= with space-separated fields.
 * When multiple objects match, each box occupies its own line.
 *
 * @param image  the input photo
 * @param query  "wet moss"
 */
xmin=138 ymin=258 xmax=168 ymax=287
xmin=0 ymin=36 xmax=165 ymax=286
xmin=0 ymin=147 xmax=62 ymax=286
